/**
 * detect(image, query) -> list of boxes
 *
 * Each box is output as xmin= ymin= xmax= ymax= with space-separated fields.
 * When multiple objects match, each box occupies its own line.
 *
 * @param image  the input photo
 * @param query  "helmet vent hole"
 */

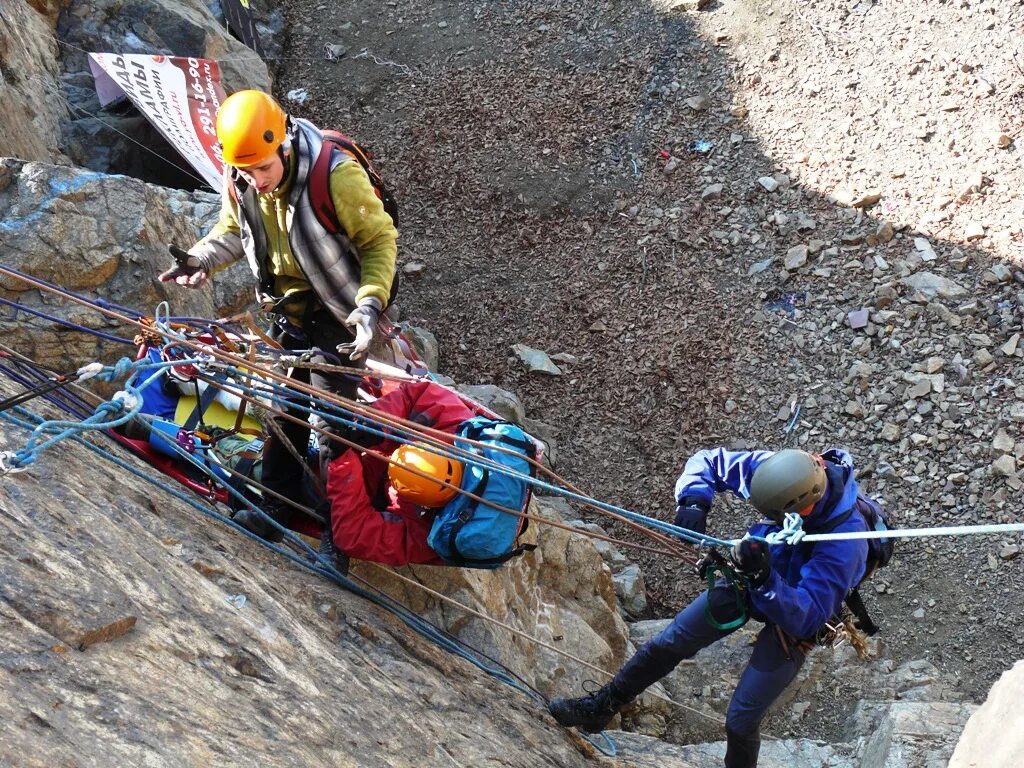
xmin=262 ymin=129 xmax=275 ymax=144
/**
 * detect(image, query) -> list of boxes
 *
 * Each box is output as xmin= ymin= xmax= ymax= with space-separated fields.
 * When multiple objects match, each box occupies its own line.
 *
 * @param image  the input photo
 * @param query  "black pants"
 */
xmin=261 ymin=309 xmax=364 ymax=507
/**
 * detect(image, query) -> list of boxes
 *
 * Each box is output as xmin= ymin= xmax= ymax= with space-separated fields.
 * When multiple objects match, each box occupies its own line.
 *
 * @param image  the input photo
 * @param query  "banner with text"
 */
xmin=88 ymin=53 xmax=227 ymax=190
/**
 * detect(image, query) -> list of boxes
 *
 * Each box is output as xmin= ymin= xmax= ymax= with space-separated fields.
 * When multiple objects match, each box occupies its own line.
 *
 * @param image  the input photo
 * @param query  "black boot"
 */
xmin=724 ymin=727 xmax=761 ymax=768
xmin=318 ymin=528 xmax=350 ymax=576
xmin=547 ymin=682 xmax=632 ymax=733
xmin=233 ymin=503 xmax=287 ymax=543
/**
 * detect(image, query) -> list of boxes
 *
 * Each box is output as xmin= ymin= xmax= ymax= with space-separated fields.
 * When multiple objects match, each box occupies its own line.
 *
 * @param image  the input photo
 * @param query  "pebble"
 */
xmin=999 ymin=545 xmax=1020 ymax=561
xmin=992 ymin=132 xmax=1013 ymax=149
xmin=685 ymin=94 xmax=711 ymax=111
xmin=964 ymin=221 xmax=986 ymax=241
xmin=991 ymin=454 xmax=1017 ymax=478
xmin=702 ymin=183 xmax=724 ymax=200
xmin=1000 ymin=333 xmax=1019 ymax=357
xmin=757 ymin=176 xmax=779 ymax=192
xmin=848 ymin=308 xmax=869 ymax=329
xmin=784 ymin=244 xmax=809 ymax=270
xmin=851 ymin=191 xmax=882 ymax=209
xmin=881 ymin=423 xmax=901 ymax=442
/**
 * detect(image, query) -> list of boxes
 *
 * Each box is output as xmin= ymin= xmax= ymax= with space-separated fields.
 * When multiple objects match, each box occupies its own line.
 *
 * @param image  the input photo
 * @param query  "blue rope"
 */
xmin=0 ymin=357 xmax=206 ymax=472
xmin=0 ymin=296 xmax=134 ymax=345
xmin=579 ymin=732 xmax=618 ymax=757
xmin=218 ymin=369 xmax=730 ymax=549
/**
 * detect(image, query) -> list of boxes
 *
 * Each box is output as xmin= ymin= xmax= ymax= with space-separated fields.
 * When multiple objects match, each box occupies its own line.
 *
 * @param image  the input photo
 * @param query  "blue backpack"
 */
xmin=427 ymin=417 xmax=537 ymax=568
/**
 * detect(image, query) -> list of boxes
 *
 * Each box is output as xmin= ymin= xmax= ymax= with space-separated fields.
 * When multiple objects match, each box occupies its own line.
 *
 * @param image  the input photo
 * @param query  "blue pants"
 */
xmin=611 ymin=583 xmax=806 ymax=737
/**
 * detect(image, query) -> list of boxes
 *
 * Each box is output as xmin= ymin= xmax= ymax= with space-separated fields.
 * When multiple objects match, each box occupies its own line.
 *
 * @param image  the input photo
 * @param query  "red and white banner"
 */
xmin=88 ymin=54 xmax=227 ymax=190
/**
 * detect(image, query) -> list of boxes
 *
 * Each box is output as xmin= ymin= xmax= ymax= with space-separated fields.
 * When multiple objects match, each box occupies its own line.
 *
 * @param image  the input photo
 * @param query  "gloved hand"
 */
xmin=337 ymin=302 xmax=380 ymax=361
xmin=158 ymin=245 xmax=208 ymax=288
xmin=729 ymin=537 xmax=772 ymax=587
xmin=674 ymin=496 xmax=710 ymax=535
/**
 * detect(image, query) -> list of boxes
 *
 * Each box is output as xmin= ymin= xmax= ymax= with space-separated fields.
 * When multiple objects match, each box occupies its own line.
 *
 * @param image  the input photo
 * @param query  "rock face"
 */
xmin=1 ymin=0 xmax=272 ymax=188
xmin=949 ymin=660 xmax=1024 ymax=767
xmin=0 ymin=376 xmax=628 ymax=768
xmin=0 ymin=0 xmax=68 ymax=163
xmin=0 ymin=158 xmax=252 ymax=371
xmin=355 ymin=496 xmax=631 ymax=698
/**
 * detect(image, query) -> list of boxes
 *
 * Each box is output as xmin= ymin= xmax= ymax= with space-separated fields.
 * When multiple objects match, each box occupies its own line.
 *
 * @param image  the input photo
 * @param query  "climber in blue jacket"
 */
xmin=548 ymin=448 xmax=871 ymax=768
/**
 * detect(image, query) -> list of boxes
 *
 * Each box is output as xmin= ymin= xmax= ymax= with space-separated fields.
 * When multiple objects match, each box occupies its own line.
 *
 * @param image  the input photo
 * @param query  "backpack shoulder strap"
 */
xmin=308 ymin=138 xmax=344 ymax=235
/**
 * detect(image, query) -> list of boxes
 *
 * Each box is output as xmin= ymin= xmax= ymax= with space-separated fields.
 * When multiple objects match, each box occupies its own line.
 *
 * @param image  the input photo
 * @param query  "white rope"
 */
xmin=763 ymin=512 xmax=806 ymax=545
xmin=743 ymin=521 xmax=1024 ymax=546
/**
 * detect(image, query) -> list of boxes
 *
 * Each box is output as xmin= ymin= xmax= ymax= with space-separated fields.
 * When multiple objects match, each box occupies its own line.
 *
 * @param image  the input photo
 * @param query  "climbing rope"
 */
xmin=0 ymin=264 xmax=700 ymax=559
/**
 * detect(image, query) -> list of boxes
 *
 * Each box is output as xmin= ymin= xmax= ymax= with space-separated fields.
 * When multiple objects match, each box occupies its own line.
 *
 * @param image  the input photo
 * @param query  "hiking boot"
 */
xmin=318 ymin=528 xmax=350 ymax=576
xmin=547 ymin=682 xmax=632 ymax=733
xmin=233 ymin=504 xmax=286 ymax=543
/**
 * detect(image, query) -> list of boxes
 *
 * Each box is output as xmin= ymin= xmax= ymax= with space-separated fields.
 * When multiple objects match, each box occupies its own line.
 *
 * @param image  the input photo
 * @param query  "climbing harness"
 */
xmin=694 ymin=548 xmax=749 ymax=631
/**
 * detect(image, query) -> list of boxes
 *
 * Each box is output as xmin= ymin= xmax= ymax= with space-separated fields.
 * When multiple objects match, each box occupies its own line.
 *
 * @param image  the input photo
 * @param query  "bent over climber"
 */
xmin=547 ymin=448 xmax=872 ymax=768
xmin=158 ymin=90 xmax=398 ymax=541
xmin=322 ymin=379 xmax=474 ymax=567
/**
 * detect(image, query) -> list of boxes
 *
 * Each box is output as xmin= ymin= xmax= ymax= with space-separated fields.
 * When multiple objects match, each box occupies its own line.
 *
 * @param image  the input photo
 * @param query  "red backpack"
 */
xmin=308 ymin=130 xmax=400 ymax=233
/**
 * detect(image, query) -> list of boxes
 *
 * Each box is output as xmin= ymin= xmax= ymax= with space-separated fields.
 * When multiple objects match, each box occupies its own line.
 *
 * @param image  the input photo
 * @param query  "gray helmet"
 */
xmin=749 ymin=450 xmax=827 ymax=520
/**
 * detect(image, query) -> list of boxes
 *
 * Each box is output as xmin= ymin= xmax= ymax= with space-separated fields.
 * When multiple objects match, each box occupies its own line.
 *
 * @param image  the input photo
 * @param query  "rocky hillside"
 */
xmin=273 ymin=0 xmax=1024 ymax=721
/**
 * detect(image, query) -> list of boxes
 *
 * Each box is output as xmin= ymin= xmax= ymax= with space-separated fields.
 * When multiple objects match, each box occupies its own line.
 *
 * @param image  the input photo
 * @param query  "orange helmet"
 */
xmin=215 ymin=90 xmax=287 ymax=168
xmin=388 ymin=443 xmax=463 ymax=508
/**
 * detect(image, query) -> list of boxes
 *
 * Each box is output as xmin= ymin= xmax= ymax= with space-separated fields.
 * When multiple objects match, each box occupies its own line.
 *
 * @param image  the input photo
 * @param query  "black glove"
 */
xmin=158 ymin=244 xmax=208 ymax=287
xmin=729 ymin=538 xmax=772 ymax=587
xmin=674 ymin=496 xmax=710 ymax=535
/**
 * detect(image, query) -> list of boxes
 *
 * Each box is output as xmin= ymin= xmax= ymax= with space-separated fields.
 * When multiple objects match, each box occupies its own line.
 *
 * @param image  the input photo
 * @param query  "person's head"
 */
xmin=748 ymin=449 xmax=827 ymax=522
xmin=216 ymin=90 xmax=289 ymax=193
xmin=388 ymin=443 xmax=464 ymax=508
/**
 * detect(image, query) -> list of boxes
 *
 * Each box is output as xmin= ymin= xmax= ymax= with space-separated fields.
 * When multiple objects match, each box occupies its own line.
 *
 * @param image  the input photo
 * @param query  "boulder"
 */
xmin=950 ymin=660 xmax=1024 ymax=767
xmin=0 ymin=375 xmax=627 ymax=767
xmin=456 ymin=383 xmax=526 ymax=424
xmin=361 ymin=495 xmax=631 ymax=698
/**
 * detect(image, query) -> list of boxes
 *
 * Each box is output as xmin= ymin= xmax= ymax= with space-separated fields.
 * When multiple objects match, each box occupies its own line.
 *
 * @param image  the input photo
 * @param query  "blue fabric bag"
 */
xmin=427 ymin=417 xmax=536 ymax=568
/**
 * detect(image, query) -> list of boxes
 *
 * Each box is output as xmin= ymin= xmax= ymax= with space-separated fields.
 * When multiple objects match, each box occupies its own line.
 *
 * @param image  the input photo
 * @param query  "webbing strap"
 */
xmin=182 ymin=382 xmax=222 ymax=431
xmin=845 ymin=588 xmax=879 ymax=636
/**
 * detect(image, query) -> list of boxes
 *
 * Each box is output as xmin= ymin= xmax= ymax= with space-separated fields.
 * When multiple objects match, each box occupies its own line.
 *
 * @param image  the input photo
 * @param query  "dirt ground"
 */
xmin=274 ymin=0 xmax=1024 ymax=742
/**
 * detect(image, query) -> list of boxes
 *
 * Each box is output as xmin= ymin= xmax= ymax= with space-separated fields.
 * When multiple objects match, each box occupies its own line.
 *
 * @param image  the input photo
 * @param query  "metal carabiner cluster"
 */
xmin=0 ymin=450 xmax=28 ymax=476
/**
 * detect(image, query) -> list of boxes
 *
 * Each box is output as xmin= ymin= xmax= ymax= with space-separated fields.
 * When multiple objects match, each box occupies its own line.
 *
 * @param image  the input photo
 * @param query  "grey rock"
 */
xmin=848 ymin=308 xmax=870 ymax=329
xmin=701 ymin=183 xmax=724 ymax=200
xmin=0 ymin=159 xmax=243 ymax=372
xmin=757 ymin=176 xmax=780 ymax=192
xmin=784 ymin=244 xmax=809 ymax=270
xmin=456 ymin=383 xmax=526 ymax=423
xmin=998 ymin=545 xmax=1020 ymax=561
xmin=401 ymin=325 xmax=439 ymax=371
xmin=991 ymin=454 xmax=1017 ymax=478
xmin=951 ymin=661 xmax=1024 ymax=766
xmin=512 ymin=343 xmax=562 ymax=375
xmin=901 ymin=272 xmax=968 ymax=300
xmin=747 ymin=256 xmax=775 ymax=275
xmin=613 ymin=564 xmax=648 ymax=618
xmin=0 ymin=3 xmax=67 ymax=164
xmin=685 ymin=94 xmax=711 ymax=111
xmin=0 ymin=389 xmax=631 ymax=768
xmin=881 ymin=423 xmax=901 ymax=442
xmin=522 ymin=416 xmax=559 ymax=467
xmin=992 ymin=430 xmax=1015 ymax=456
xmin=856 ymin=701 xmax=977 ymax=768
